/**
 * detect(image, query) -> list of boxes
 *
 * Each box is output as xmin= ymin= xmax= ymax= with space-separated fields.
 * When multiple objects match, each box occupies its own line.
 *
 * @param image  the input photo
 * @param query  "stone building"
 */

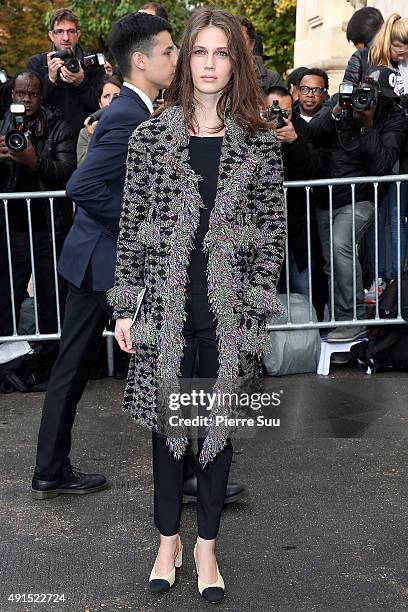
xmin=294 ymin=0 xmax=408 ymax=92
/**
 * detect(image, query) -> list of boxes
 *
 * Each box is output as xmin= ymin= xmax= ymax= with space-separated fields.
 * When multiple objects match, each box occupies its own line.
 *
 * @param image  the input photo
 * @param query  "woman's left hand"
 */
xmin=115 ymin=318 xmax=135 ymax=353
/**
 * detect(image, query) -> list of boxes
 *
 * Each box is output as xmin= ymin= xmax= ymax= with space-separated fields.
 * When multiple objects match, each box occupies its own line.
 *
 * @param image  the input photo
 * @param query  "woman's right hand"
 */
xmin=115 ymin=318 xmax=135 ymax=353
xmin=84 ymin=116 xmax=98 ymax=137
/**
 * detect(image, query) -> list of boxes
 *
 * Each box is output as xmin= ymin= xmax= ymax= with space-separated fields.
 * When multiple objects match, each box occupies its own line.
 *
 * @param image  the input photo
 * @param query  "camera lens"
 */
xmin=353 ymin=91 xmax=371 ymax=111
xmin=5 ymin=130 xmax=27 ymax=152
xmin=65 ymin=57 xmax=80 ymax=73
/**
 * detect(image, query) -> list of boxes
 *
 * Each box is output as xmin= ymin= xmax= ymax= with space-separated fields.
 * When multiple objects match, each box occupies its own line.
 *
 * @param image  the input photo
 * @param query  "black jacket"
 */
xmin=343 ymin=48 xmax=370 ymax=85
xmin=283 ymin=112 xmax=320 ymax=270
xmin=27 ymin=44 xmax=104 ymax=134
xmin=253 ymin=56 xmax=284 ymax=94
xmin=309 ymin=94 xmax=408 ymax=209
xmin=0 ymin=105 xmax=77 ymax=236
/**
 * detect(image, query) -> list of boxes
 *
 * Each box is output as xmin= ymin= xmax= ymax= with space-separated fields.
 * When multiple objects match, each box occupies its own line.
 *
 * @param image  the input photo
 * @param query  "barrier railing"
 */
xmin=1 ymin=176 xmax=407 ymax=353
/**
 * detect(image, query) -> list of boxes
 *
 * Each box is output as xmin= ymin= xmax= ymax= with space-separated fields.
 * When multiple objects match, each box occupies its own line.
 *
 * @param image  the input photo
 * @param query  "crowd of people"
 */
xmin=1 ymin=2 xmax=408 ymax=604
xmin=2 ymin=5 xmax=408 ymax=364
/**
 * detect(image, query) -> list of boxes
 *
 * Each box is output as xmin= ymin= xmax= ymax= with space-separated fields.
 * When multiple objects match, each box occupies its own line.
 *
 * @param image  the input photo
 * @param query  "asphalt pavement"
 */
xmin=1 ymin=366 xmax=408 ymax=612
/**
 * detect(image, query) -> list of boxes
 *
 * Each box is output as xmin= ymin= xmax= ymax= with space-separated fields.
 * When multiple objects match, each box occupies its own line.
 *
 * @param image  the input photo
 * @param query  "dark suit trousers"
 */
xmin=34 ymin=266 xmax=111 ymax=479
xmin=152 ymin=293 xmax=233 ymax=540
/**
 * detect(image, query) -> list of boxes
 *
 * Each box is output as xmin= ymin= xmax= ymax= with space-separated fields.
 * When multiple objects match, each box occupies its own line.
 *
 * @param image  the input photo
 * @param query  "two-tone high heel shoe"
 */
xmin=193 ymin=543 xmax=225 ymax=604
xmin=149 ymin=536 xmax=183 ymax=594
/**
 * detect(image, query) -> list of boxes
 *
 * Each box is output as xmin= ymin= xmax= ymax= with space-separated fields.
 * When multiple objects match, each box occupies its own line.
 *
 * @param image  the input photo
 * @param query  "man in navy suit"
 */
xmin=31 ymin=13 xmax=177 ymax=499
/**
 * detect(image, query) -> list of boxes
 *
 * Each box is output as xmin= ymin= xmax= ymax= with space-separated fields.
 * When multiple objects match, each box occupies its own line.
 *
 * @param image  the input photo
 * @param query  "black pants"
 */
xmin=152 ymin=293 xmax=233 ymax=540
xmin=34 ymin=266 xmax=110 ymax=479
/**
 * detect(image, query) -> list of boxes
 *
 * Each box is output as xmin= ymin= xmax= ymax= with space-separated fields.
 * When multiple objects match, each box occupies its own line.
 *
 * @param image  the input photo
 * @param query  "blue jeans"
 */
xmin=316 ymin=201 xmax=374 ymax=321
xmin=288 ymin=249 xmax=312 ymax=296
xmin=368 ymin=182 xmax=408 ymax=280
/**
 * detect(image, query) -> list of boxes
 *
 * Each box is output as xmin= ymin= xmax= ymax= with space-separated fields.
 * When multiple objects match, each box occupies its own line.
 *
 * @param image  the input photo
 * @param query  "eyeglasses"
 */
xmin=298 ymin=86 xmax=327 ymax=96
xmin=13 ymin=90 xmax=40 ymax=99
xmin=52 ymin=28 xmax=77 ymax=36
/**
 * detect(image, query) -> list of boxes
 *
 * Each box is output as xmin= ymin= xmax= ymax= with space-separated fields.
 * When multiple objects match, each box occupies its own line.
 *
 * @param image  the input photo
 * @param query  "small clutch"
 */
xmin=131 ymin=287 xmax=146 ymax=325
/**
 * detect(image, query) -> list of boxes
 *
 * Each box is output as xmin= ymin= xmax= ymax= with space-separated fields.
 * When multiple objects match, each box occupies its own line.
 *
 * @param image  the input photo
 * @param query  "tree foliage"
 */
xmin=0 ymin=0 xmax=295 ymax=77
xmin=0 ymin=0 xmax=65 ymax=74
xmin=190 ymin=0 xmax=296 ymax=77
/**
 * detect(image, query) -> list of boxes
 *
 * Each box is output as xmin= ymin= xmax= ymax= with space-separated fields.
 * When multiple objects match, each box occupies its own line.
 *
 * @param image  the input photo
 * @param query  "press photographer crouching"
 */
xmin=76 ymin=75 xmax=122 ymax=166
xmin=0 ymin=70 xmax=76 ymax=386
xmin=263 ymin=86 xmax=320 ymax=297
xmin=27 ymin=8 xmax=105 ymax=135
xmin=309 ymin=66 xmax=408 ymax=341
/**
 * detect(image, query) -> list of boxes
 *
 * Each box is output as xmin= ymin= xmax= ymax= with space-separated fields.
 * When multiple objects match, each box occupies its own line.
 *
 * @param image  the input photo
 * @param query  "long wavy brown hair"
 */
xmin=161 ymin=7 xmax=267 ymax=135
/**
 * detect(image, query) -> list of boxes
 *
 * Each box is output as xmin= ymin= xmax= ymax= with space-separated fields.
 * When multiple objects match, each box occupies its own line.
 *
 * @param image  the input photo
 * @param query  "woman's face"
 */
xmin=99 ymin=82 xmax=121 ymax=108
xmin=190 ymin=26 xmax=233 ymax=98
xmin=390 ymin=40 xmax=408 ymax=63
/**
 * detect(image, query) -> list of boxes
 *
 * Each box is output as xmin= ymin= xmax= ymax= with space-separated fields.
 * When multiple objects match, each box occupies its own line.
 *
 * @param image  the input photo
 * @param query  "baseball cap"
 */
xmin=363 ymin=66 xmax=399 ymax=98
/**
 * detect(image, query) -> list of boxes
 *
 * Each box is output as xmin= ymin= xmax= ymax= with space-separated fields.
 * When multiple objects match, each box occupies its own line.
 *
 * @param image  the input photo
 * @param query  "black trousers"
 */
xmin=152 ymin=293 xmax=233 ymax=540
xmin=34 ymin=267 xmax=110 ymax=479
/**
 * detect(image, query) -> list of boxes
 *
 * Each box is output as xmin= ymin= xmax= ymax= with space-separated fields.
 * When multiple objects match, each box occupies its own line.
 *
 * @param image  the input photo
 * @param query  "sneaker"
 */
xmin=327 ymin=326 xmax=367 ymax=342
xmin=364 ymin=279 xmax=387 ymax=304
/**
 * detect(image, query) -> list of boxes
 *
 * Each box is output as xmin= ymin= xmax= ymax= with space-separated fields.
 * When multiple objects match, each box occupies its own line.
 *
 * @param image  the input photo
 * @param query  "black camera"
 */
xmin=88 ymin=106 xmax=106 ymax=124
xmin=263 ymin=100 xmax=289 ymax=128
xmin=338 ymin=80 xmax=380 ymax=113
xmin=53 ymin=49 xmax=81 ymax=73
xmin=352 ymin=81 xmax=379 ymax=111
xmin=5 ymin=104 xmax=31 ymax=152
xmin=52 ymin=50 xmax=105 ymax=74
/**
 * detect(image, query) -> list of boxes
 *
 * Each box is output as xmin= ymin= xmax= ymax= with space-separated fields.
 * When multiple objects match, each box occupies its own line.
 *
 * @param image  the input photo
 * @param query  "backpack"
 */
xmin=263 ymin=293 xmax=321 ymax=376
xmin=350 ymin=274 xmax=408 ymax=373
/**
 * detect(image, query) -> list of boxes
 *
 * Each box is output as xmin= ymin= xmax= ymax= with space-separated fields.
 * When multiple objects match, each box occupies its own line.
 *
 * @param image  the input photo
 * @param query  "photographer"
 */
xmin=0 ymin=70 xmax=76 ymax=378
xmin=76 ymin=74 xmax=122 ymax=165
xmin=309 ymin=66 xmax=408 ymax=341
xmin=27 ymin=8 xmax=105 ymax=135
xmin=264 ymin=86 xmax=320 ymax=298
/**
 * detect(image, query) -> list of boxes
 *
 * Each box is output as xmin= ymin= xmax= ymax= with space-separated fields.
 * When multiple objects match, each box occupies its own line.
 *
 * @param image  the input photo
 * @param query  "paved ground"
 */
xmin=1 ymin=365 xmax=408 ymax=612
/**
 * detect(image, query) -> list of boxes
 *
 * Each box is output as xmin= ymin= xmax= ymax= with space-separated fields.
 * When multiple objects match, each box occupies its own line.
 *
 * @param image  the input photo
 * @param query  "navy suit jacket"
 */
xmin=59 ymin=86 xmax=150 ymax=290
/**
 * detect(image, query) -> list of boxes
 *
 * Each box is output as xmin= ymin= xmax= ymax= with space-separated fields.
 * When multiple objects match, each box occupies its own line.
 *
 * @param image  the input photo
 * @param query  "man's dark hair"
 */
xmin=49 ymin=8 xmax=79 ymax=31
xmin=139 ymin=2 xmax=169 ymax=22
xmin=238 ymin=16 xmax=256 ymax=42
xmin=287 ymin=66 xmax=308 ymax=88
xmin=299 ymin=68 xmax=329 ymax=90
xmin=108 ymin=12 xmax=172 ymax=78
xmin=346 ymin=7 xmax=383 ymax=46
xmin=265 ymin=85 xmax=292 ymax=100
xmin=11 ymin=70 xmax=43 ymax=93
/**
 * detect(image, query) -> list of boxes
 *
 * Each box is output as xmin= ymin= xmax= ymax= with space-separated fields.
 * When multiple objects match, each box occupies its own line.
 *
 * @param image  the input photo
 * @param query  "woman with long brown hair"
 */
xmin=108 ymin=6 xmax=285 ymax=604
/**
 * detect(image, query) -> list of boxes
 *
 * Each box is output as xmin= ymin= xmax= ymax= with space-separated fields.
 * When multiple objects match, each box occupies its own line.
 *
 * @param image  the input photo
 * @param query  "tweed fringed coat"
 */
xmin=108 ymin=105 xmax=286 ymax=465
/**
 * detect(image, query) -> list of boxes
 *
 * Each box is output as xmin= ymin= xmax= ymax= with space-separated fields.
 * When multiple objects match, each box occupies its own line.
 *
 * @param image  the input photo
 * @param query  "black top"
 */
xmin=186 ymin=136 xmax=223 ymax=300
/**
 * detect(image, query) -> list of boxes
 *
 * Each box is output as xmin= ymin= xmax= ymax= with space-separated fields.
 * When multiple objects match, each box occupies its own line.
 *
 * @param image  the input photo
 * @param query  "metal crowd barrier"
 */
xmin=1 ymin=176 xmax=407 ymax=371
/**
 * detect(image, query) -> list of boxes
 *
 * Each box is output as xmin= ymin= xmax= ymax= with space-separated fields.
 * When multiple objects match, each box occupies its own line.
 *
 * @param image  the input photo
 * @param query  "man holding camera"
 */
xmin=27 ymin=8 xmax=104 ymax=135
xmin=264 ymin=85 xmax=320 ymax=297
xmin=0 ymin=70 xmax=76 ymax=370
xmin=309 ymin=66 xmax=408 ymax=341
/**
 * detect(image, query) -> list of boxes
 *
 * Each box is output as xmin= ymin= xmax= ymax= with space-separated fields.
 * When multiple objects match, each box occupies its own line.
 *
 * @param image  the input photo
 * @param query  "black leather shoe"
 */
xmin=182 ymin=475 xmax=245 ymax=505
xmin=31 ymin=468 xmax=108 ymax=500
